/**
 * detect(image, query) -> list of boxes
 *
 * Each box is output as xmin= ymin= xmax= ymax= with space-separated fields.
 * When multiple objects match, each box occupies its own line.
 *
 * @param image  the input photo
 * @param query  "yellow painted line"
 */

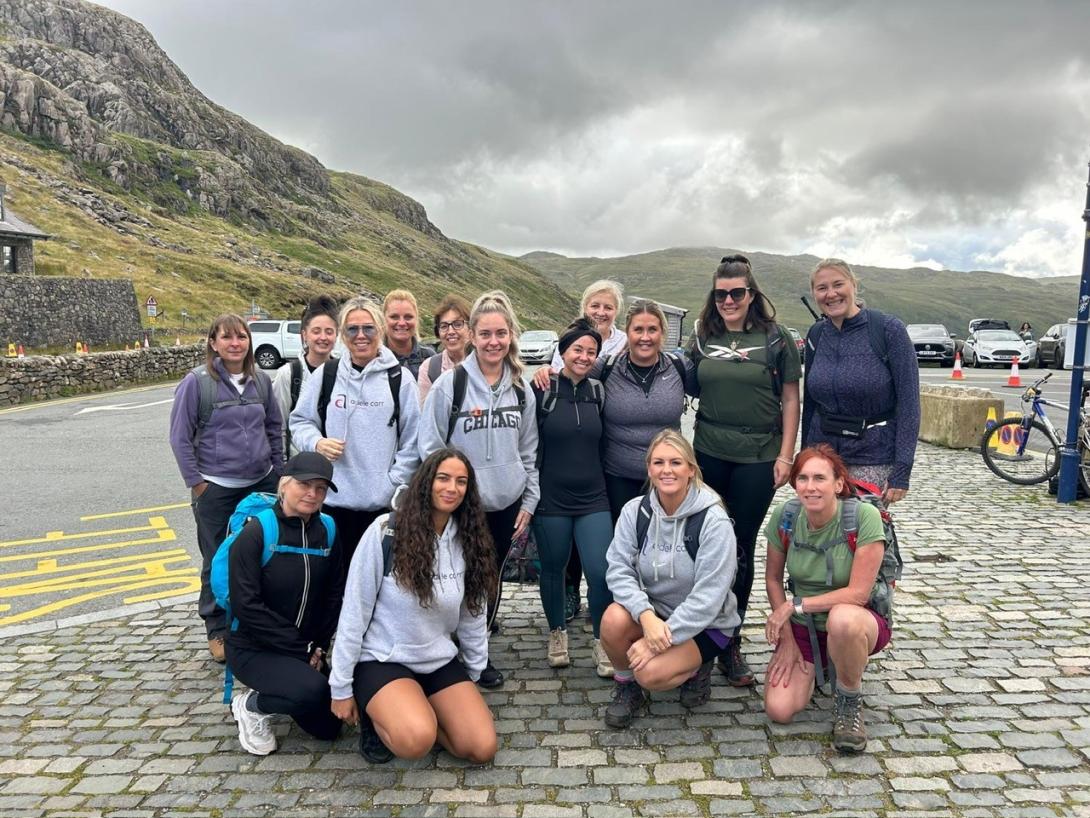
xmin=0 ymin=563 xmax=195 ymax=597
xmin=0 ymin=383 xmax=173 ymax=415
xmin=81 ymin=503 xmax=190 ymax=521
xmin=126 ymin=584 xmax=199 ymax=604
xmin=0 ymin=549 xmax=190 ymax=582
xmin=0 ymin=530 xmax=177 ymax=563
xmin=0 ymin=517 xmax=169 ymax=549
xmin=0 ymin=576 xmax=201 ymax=626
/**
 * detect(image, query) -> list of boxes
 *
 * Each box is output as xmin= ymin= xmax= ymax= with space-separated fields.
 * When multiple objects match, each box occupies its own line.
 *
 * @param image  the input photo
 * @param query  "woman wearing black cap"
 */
xmin=226 ymin=452 xmax=346 ymax=756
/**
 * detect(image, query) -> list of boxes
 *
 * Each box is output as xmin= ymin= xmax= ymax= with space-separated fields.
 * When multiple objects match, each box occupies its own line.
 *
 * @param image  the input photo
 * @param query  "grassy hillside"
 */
xmin=1 ymin=131 xmax=576 ymax=345
xmin=522 ymin=247 xmax=1082 ymax=335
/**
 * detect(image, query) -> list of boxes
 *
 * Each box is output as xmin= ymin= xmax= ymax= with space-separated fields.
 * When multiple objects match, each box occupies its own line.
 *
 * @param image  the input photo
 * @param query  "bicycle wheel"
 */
xmin=980 ymin=418 xmax=1060 ymax=485
xmin=1079 ymin=430 xmax=1090 ymax=496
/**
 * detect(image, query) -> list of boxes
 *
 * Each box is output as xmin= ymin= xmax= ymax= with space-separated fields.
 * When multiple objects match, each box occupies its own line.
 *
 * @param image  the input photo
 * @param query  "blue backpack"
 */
xmin=209 ymin=492 xmax=336 ymax=703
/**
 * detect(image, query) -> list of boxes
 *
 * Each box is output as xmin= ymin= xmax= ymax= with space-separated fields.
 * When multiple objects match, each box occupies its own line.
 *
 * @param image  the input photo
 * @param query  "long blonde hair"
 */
xmin=469 ymin=290 xmax=523 ymax=381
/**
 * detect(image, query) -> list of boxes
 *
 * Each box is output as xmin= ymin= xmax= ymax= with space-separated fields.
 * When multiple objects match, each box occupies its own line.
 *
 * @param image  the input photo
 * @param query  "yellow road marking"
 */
xmin=0 ymin=563 xmax=195 ymax=598
xmin=81 ymin=503 xmax=190 ymax=521
xmin=0 ymin=576 xmax=201 ymax=626
xmin=0 ymin=517 xmax=169 ymax=549
xmin=0 ymin=530 xmax=177 ymax=563
xmin=0 ymin=549 xmax=191 ymax=582
xmin=0 ymin=383 xmax=173 ymax=415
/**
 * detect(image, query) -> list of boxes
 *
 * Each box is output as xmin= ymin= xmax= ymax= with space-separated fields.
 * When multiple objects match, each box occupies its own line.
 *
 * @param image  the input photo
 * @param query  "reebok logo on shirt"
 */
xmin=704 ymin=344 xmax=764 ymax=361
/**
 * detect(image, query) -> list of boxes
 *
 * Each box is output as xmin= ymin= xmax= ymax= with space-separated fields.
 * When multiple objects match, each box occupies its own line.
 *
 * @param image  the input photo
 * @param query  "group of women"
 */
xmin=169 ymin=255 xmax=919 ymax=762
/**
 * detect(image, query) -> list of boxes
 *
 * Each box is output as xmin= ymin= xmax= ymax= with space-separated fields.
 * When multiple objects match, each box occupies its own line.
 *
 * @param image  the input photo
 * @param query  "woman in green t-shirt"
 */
xmin=762 ymin=444 xmax=890 ymax=754
xmin=688 ymin=255 xmax=801 ymax=687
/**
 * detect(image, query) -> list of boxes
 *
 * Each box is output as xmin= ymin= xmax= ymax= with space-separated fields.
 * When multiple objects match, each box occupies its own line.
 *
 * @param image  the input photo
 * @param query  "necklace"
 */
xmin=627 ymin=359 xmax=656 ymax=385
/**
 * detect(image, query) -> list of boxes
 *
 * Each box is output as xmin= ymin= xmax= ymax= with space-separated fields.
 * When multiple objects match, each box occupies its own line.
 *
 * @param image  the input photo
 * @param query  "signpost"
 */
xmin=145 ymin=296 xmax=158 ymax=318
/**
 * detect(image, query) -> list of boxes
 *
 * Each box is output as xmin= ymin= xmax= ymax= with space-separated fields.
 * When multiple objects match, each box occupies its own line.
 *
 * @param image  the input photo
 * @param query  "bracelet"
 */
xmin=776 ymin=456 xmax=794 ymax=466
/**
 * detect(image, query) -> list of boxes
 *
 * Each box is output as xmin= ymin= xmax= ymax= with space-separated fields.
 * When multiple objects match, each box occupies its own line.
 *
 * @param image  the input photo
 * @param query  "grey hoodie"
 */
xmin=418 ymin=352 xmax=540 ymax=514
xmin=606 ymin=483 xmax=740 ymax=644
xmin=328 ymin=513 xmax=488 ymax=699
xmin=289 ymin=347 xmax=420 ymax=511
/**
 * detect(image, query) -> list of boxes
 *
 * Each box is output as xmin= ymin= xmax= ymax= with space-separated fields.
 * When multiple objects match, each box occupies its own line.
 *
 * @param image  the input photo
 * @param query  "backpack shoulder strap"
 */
xmin=682 ymin=507 xmax=710 ymax=562
xmin=863 ymin=309 xmax=890 ymax=366
xmin=387 ymin=366 xmax=402 ymax=436
xmin=446 ymin=365 xmax=468 ymax=443
xmin=289 ymin=358 xmax=304 ymax=409
xmin=512 ymin=378 xmax=527 ymax=412
xmin=256 ymin=507 xmax=280 ymax=565
xmin=804 ymin=321 xmax=824 ymax=368
xmin=316 ymin=360 xmax=339 ymax=436
xmin=634 ymin=494 xmax=653 ymax=552
xmin=427 ymin=352 xmax=444 ymax=383
xmin=194 ymin=365 xmax=216 ymax=434
xmin=380 ymin=511 xmax=396 ymax=576
xmin=840 ymin=497 xmax=861 ymax=552
xmin=319 ymin=512 xmax=336 ymax=551
xmin=667 ymin=351 xmax=687 ymax=384
xmin=764 ymin=325 xmax=786 ymax=397
xmin=778 ymin=498 xmax=802 ymax=551
xmin=540 ymin=372 xmax=560 ymax=417
xmin=599 ymin=353 xmax=620 ymax=384
xmin=587 ymin=377 xmax=604 ymax=410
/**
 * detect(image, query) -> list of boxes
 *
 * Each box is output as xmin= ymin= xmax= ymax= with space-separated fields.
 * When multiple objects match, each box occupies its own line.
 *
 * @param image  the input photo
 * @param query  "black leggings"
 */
xmin=226 ymin=644 xmax=342 ymax=741
xmin=605 ymin=473 xmax=647 ymax=523
xmin=695 ymin=453 xmax=777 ymax=630
xmin=485 ymin=499 xmax=522 ymax=620
xmin=322 ymin=506 xmax=385 ymax=564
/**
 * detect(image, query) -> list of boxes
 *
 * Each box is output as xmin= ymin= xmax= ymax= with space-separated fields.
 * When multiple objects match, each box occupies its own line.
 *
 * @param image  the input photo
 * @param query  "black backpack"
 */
xmin=632 ymin=493 xmax=710 ymax=563
xmin=444 ymin=364 xmax=527 ymax=444
xmin=315 ymin=360 xmax=402 ymax=439
xmin=191 ymin=364 xmax=271 ymax=446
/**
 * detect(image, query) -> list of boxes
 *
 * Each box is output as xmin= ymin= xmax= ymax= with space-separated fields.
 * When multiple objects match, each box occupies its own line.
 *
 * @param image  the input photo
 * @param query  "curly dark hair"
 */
xmin=697 ymin=254 xmax=778 ymax=340
xmin=391 ymin=448 xmax=497 ymax=615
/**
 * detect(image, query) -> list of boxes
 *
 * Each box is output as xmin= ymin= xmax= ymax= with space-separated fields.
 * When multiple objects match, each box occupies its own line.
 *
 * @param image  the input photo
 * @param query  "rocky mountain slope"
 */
xmin=0 ymin=0 xmax=576 ymax=333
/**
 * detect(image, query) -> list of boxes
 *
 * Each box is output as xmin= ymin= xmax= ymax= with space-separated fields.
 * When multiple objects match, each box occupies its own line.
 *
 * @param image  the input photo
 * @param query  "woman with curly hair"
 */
xmin=329 ymin=448 xmax=499 ymax=765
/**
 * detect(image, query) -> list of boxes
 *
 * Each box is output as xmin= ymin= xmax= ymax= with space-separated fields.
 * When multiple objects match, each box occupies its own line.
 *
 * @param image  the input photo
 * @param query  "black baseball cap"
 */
xmin=283 ymin=451 xmax=338 ymax=493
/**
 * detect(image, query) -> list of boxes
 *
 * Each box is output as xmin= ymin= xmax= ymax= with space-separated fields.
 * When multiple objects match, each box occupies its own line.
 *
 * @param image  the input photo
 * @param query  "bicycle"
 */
xmin=979 ymin=372 xmax=1090 ymax=492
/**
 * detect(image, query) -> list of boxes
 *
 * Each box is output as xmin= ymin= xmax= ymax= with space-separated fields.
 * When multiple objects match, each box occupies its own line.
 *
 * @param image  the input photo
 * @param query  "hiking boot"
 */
xmin=208 ymin=636 xmax=226 ymax=664
xmin=547 ymin=628 xmax=570 ymax=668
xmin=716 ymin=639 xmax=755 ymax=687
xmin=592 ymin=639 xmax=614 ymax=678
xmin=478 ymin=661 xmax=504 ymax=689
xmin=358 ymin=719 xmax=393 ymax=764
xmin=564 ymin=586 xmax=580 ymax=622
xmin=832 ymin=691 xmax=867 ymax=753
xmin=604 ymin=681 xmax=648 ymax=729
xmin=231 ymin=690 xmax=276 ymax=756
xmin=679 ymin=661 xmax=713 ymax=708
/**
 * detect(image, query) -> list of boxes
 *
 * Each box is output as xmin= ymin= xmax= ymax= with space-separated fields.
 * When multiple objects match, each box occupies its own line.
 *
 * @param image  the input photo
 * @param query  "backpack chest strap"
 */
xmin=789 ymin=537 xmax=845 ymax=587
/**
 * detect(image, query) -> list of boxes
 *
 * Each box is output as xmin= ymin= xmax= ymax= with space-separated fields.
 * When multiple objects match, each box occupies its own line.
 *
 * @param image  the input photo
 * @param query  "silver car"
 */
xmin=518 ymin=330 xmax=559 ymax=364
xmin=963 ymin=329 xmax=1037 ymax=369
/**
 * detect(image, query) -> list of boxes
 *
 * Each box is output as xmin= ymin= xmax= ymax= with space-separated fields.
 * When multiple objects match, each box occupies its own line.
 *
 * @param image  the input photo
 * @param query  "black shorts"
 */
xmin=694 ymin=630 xmax=732 ymax=664
xmin=352 ymin=657 xmax=470 ymax=707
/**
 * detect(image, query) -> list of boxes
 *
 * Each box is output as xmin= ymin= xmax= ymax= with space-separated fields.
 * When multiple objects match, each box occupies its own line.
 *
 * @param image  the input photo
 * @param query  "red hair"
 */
xmin=789 ymin=445 xmax=853 ymax=498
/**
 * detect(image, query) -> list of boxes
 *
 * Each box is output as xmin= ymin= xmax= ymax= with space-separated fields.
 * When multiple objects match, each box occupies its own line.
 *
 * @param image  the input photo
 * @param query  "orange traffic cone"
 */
xmin=125 ymin=343 xmax=130 ymax=351
xmin=84 ymin=341 xmax=91 ymax=354
xmin=17 ymin=343 xmax=25 ymax=358
xmin=951 ymin=351 xmax=964 ymax=379
xmin=1004 ymin=356 xmax=1022 ymax=388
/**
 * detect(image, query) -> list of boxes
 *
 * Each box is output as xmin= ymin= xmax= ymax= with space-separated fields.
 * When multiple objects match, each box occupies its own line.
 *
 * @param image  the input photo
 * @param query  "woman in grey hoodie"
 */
xmin=601 ymin=430 xmax=740 ymax=729
xmin=329 ymin=448 xmax=499 ymax=765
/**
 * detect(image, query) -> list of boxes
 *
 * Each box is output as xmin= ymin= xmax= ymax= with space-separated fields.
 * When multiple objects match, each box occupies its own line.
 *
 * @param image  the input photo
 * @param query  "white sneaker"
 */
xmin=547 ymin=628 xmax=570 ymax=668
xmin=232 ymin=690 xmax=277 ymax=756
xmin=593 ymin=638 xmax=614 ymax=678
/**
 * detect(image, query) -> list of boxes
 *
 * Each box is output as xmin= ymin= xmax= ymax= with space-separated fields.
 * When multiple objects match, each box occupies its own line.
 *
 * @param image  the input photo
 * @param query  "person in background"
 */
xmin=419 ymin=290 xmax=539 ymax=690
xmin=169 ymin=314 xmax=283 ymax=663
xmin=272 ymin=295 xmax=339 ymax=457
xmin=383 ymin=289 xmax=436 ymax=378
xmin=329 ymin=449 xmax=498 ymax=765
xmin=801 ymin=258 xmax=919 ymax=503
xmin=762 ymin=445 xmax=890 ymax=754
xmin=227 ymin=452 xmax=345 ymax=756
xmin=290 ymin=297 xmax=420 ymax=561
xmin=418 ymin=294 xmax=472 ymax=405
xmin=688 ymin=254 xmax=801 ymax=689
xmin=1018 ymin=321 xmax=1033 ymax=341
xmin=531 ymin=318 xmax=614 ymax=677
xmin=600 ymin=430 xmax=739 ymax=728
xmin=550 ymin=279 xmax=628 ymax=369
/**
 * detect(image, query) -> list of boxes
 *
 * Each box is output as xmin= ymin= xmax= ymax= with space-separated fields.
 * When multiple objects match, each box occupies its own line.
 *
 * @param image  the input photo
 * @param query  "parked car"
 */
xmin=963 ymin=329 xmax=1037 ymax=369
xmin=518 ymin=330 xmax=559 ymax=365
xmin=906 ymin=324 xmax=956 ymax=367
xmin=1037 ymin=322 xmax=1071 ymax=370
xmin=968 ymin=318 xmax=1010 ymax=335
xmin=786 ymin=327 xmax=805 ymax=354
xmin=248 ymin=319 xmax=302 ymax=369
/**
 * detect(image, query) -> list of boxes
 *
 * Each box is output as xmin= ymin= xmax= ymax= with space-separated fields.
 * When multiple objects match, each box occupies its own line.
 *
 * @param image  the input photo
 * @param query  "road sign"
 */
xmin=145 ymin=296 xmax=158 ymax=318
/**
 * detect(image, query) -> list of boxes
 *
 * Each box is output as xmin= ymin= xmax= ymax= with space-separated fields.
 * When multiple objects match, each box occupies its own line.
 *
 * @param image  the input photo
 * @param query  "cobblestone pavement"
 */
xmin=2 ymin=442 xmax=1089 ymax=817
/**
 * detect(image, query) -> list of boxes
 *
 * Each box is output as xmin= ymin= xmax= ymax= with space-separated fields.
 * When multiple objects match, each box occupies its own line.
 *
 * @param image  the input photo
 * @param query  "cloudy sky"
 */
xmin=99 ymin=1 xmax=1090 ymax=277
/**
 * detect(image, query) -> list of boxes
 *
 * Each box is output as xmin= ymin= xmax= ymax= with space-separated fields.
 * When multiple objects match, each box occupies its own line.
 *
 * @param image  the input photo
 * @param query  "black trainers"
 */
xmin=358 ymin=719 xmax=393 ymax=764
xmin=478 ymin=660 xmax=504 ymax=689
xmin=832 ymin=691 xmax=867 ymax=753
xmin=564 ymin=585 xmax=580 ymax=622
xmin=716 ymin=638 xmax=755 ymax=687
xmin=679 ymin=661 xmax=713 ymax=708
xmin=604 ymin=681 xmax=648 ymax=729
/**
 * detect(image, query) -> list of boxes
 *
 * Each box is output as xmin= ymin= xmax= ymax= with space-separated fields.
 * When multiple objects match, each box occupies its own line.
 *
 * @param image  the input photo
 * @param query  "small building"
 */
xmin=632 ymin=296 xmax=689 ymax=349
xmin=0 ymin=183 xmax=50 ymax=274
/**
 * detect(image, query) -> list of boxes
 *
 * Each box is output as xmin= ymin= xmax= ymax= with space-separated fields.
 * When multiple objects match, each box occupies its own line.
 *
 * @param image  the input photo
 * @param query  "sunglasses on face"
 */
xmin=714 ymin=287 xmax=750 ymax=303
xmin=345 ymin=324 xmax=378 ymax=339
xmin=438 ymin=319 xmax=466 ymax=332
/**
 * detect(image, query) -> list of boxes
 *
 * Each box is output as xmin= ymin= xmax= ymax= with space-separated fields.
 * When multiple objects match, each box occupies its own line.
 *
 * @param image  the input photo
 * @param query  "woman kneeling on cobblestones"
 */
xmin=600 ymin=430 xmax=739 ymax=728
xmin=329 ymin=448 xmax=499 ymax=764
xmin=763 ymin=444 xmax=891 ymax=753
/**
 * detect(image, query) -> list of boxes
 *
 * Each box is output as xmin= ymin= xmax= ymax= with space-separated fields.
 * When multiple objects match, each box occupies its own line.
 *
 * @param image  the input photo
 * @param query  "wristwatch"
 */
xmin=793 ymin=597 xmax=805 ymax=617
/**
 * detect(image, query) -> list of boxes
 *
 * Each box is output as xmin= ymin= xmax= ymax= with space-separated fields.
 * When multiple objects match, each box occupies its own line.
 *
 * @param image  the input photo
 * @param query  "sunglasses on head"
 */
xmin=713 ymin=287 xmax=750 ymax=303
xmin=345 ymin=324 xmax=378 ymax=339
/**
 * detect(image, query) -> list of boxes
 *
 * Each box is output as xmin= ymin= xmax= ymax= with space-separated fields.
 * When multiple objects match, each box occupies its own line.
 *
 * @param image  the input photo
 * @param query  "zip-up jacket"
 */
xmin=606 ymin=483 xmax=740 ymax=644
xmin=418 ymin=353 xmax=540 ymax=514
xmin=168 ymin=357 xmax=283 ymax=489
xmin=329 ymin=514 xmax=488 ymax=699
xmin=532 ymin=373 xmax=609 ymax=515
xmin=226 ymin=503 xmax=345 ymax=657
xmin=289 ymin=348 xmax=421 ymax=511
xmin=272 ymin=353 xmax=318 ymax=459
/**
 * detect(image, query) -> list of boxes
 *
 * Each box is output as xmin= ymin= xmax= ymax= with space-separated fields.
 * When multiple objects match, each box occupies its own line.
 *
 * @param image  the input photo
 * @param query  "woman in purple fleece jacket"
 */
xmin=801 ymin=259 xmax=920 ymax=503
xmin=169 ymin=314 xmax=283 ymax=663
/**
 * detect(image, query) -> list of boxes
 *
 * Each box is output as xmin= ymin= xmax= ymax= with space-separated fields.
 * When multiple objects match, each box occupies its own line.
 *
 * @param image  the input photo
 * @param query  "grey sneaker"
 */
xmin=679 ymin=661 xmax=713 ymax=708
xmin=231 ymin=690 xmax=276 ymax=756
xmin=832 ymin=691 xmax=867 ymax=753
xmin=604 ymin=681 xmax=648 ymax=729
xmin=547 ymin=628 xmax=570 ymax=668
xmin=564 ymin=586 xmax=580 ymax=622
xmin=716 ymin=638 xmax=755 ymax=687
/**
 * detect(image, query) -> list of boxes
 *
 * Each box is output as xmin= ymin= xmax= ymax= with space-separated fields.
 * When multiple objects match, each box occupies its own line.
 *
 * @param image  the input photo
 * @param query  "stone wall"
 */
xmin=0 ymin=276 xmax=143 ymax=348
xmin=0 ymin=344 xmax=203 ymax=406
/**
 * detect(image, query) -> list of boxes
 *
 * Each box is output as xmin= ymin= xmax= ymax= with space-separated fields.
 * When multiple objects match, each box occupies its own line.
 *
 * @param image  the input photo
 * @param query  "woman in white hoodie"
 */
xmin=290 ymin=297 xmax=421 ymax=559
xmin=329 ymin=448 xmax=498 ymax=765
xmin=419 ymin=290 xmax=540 ymax=689
xmin=601 ymin=429 xmax=740 ymax=729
